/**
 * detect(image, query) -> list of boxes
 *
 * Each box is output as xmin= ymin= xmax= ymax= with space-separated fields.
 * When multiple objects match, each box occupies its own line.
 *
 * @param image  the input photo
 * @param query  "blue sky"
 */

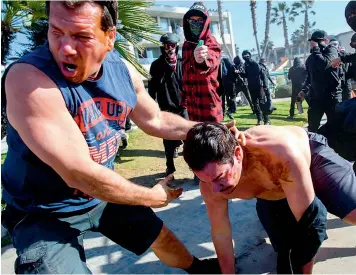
xmin=156 ymin=0 xmax=351 ymax=52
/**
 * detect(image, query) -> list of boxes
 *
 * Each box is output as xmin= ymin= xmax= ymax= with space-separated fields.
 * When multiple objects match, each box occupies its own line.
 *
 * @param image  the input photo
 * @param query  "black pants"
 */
xmin=251 ymin=90 xmax=269 ymax=122
xmin=237 ymin=84 xmax=254 ymax=112
xmin=289 ymin=85 xmax=302 ymax=117
xmin=307 ymin=96 xmax=341 ymax=132
xmin=257 ymin=132 xmax=356 ymax=273
xmin=163 ymin=108 xmax=188 ymax=173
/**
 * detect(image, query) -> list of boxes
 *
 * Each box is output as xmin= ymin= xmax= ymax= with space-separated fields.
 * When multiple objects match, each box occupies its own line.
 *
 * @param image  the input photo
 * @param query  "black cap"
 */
xmin=308 ymin=30 xmax=327 ymax=42
xmin=185 ymin=2 xmax=208 ymax=20
xmin=160 ymin=33 xmax=180 ymax=44
xmin=242 ymin=50 xmax=251 ymax=56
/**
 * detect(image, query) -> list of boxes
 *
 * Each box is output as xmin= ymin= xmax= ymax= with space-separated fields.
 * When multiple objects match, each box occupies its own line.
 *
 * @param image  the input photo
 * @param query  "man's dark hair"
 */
xmin=46 ymin=1 xmax=118 ymax=32
xmin=183 ymin=123 xmax=238 ymax=171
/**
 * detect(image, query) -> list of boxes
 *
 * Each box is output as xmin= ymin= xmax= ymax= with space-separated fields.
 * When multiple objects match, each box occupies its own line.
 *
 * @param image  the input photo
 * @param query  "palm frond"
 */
xmin=114 ymin=40 xmax=149 ymax=78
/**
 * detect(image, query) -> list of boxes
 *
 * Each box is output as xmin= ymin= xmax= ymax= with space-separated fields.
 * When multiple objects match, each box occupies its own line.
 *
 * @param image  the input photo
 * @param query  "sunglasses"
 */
xmin=164 ymin=43 xmax=177 ymax=49
xmin=187 ymin=18 xmax=205 ymax=24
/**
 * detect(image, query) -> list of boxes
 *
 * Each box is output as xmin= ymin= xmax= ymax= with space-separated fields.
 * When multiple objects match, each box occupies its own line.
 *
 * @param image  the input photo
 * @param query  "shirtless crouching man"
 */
xmin=183 ymin=123 xmax=356 ymax=274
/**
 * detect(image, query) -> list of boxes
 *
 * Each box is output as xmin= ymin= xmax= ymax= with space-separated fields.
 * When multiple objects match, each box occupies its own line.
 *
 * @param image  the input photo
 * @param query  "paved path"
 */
xmin=2 ymin=181 xmax=356 ymax=274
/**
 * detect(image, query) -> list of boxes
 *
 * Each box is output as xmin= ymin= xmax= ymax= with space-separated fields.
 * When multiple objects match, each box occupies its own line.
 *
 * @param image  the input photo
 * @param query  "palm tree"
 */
xmin=1 ymin=1 xmax=28 ymax=65
xmin=250 ymin=0 xmax=261 ymax=59
xmin=261 ymin=0 xmax=272 ymax=58
xmin=291 ymin=1 xmax=316 ymax=61
xmin=271 ymin=2 xmax=298 ymax=66
xmin=217 ymin=0 xmax=232 ymax=59
xmin=260 ymin=40 xmax=274 ymax=62
xmin=114 ymin=1 xmax=163 ymax=78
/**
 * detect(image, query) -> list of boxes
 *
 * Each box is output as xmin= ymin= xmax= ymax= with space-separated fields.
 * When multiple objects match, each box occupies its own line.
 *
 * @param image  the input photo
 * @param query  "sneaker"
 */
xmin=264 ymin=120 xmax=271 ymax=125
xmin=256 ymin=120 xmax=263 ymax=126
xmin=186 ymin=257 xmax=221 ymax=274
xmin=227 ymin=112 xmax=234 ymax=119
xmin=287 ymin=115 xmax=294 ymax=120
xmin=173 ymin=148 xmax=179 ymax=158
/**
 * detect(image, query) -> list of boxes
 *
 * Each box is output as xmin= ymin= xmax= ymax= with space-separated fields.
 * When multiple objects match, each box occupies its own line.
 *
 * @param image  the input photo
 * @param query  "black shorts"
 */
xmin=309 ymin=132 xmax=356 ymax=219
xmin=3 ymin=202 xmax=164 ymax=274
xmin=255 ymin=132 xmax=356 ymax=253
xmin=91 ymin=202 xmax=164 ymax=255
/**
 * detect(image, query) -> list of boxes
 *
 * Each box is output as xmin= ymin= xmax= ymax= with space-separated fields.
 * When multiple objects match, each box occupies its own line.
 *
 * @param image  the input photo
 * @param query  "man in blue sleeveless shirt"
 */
xmin=1 ymin=1 xmax=240 ymax=273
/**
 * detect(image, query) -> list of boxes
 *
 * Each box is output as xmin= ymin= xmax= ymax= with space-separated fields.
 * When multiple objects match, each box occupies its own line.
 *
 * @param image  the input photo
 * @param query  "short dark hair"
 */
xmin=46 ymin=1 xmax=118 ymax=32
xmin=183 ymin=123 xmax=238 ymax=171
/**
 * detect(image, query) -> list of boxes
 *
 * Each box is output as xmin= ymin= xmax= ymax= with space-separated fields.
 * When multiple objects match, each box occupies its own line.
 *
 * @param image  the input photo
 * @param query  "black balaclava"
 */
xmin=346 ymin=1 xmax=356 ymax=32
xmin=233 ymin=55 xmax=242 ymax=67
xmin=293 ymin=57 xmax=302 ymax=67
xmin=184 ymin=2 xmax=208 ymax=42
xmin=242 ymin=50 xmax=252 ymax=63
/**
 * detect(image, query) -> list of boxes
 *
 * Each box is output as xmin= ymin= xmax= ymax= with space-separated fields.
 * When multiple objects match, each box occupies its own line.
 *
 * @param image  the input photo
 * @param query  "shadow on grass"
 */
xmin=119 ymin=149 xmax=165 ymax=158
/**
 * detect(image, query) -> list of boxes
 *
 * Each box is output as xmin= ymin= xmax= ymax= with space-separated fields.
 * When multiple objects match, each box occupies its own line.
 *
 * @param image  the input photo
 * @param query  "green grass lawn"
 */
xmin=224 ymin=100 xmax=308 ymax=129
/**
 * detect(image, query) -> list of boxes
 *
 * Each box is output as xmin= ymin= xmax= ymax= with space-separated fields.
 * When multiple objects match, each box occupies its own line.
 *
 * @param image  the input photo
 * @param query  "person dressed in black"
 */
xmin=221 ymin=57 xmax=237 ymax=119
xmin=239 ymin=50 xmax=269 ymax=125
xmin=259 ymin=58 xmax=277 ymax=115
xmin=148 ymin=33 xmax=188 ymax=176
xmin=287 ymin=57 xmax=308 ymax=119
xmin=300 ymin=30 xmax=342 ymax=132
xmin=233 ymin=55 xmax=254 ymax=113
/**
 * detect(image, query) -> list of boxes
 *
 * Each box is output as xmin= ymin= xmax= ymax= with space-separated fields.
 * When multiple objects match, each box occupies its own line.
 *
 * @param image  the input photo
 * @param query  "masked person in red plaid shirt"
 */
xmin=181 ymin=2 xmax=223 ymax=124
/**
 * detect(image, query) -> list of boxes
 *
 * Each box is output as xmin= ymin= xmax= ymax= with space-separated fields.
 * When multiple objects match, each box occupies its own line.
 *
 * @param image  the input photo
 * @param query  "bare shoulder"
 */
xmin=245 ymin=125 xmax=309 ymax=157
xmin=5 ymin=63 xmax=65 ymax=104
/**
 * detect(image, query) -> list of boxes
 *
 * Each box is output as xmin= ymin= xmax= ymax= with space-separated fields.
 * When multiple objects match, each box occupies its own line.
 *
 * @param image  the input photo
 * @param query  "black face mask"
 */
xmin=243 ymin=56 xmax=251 ymax=62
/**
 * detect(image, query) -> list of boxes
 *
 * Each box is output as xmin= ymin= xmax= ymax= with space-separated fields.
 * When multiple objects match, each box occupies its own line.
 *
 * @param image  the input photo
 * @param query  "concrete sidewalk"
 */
xmin=2 ymin=181 xmax=356 ymax=274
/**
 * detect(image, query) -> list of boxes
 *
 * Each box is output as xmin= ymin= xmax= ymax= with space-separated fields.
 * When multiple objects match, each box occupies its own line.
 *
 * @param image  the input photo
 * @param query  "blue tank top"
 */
xmin=1 ymin=42 xmax=137 ymax=213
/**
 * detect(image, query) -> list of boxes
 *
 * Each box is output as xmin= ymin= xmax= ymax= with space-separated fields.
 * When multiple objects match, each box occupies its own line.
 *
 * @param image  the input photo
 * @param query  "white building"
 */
xmin=334 ymin=30 xmax=354 ymax=52
xmin=136 ymin=5 xmax=236 ymax=71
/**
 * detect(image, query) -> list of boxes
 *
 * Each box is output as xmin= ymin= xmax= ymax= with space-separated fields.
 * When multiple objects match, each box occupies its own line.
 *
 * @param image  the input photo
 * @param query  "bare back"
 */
xmin=213 ymin=125 xmax=311 ymax=201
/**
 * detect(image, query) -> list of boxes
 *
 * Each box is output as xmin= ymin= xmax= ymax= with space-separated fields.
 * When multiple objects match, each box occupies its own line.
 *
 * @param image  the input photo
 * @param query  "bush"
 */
xmin=275 ymin=84 xmax=292 ymax=98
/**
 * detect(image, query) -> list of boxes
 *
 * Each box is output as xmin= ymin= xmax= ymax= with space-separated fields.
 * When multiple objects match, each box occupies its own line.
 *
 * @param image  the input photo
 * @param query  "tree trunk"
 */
xmin=282 ymin=12 xmax=290 ymax=66
xmin=303 ymin=5 xmax=309 ymax=62
xmin=261 ymin=0 xmax=271 ymax=58
xmin=217 ymin=0 xmax=233 ymax=59
xmin=250 ymin=0 xmax=261 ymax=59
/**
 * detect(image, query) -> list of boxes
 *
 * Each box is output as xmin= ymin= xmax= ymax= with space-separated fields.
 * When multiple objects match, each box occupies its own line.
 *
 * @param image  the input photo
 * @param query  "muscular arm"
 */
xmin=125 ymin=60 xmax=197 ymax=140
xmin=5 ymin=64 xmax=173 ymax=208
xmin=201 ymin=184 xmax=235 ymax=274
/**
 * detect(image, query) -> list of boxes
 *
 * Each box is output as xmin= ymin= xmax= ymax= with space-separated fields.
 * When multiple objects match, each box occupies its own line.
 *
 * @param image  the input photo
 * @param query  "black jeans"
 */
xmin=307 ymin=96 xmax=341 ymax=132
xmin=289 ymin=85 xmax=302 ymax=117
xmin=163 ymin=108 xmax=188 ymax=173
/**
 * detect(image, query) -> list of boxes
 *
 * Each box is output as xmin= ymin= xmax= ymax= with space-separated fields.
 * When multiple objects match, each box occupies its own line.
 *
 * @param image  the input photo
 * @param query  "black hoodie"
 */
xmin=288 ymin=57 xmax=307 ymax=88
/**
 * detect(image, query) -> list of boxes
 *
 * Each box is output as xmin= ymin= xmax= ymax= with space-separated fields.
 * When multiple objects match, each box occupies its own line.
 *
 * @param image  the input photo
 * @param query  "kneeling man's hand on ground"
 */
xmin=151 ymin=174 xmax=183 ymax=208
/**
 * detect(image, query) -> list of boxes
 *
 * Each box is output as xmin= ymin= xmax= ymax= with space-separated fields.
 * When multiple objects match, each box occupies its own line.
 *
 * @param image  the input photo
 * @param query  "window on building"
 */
xmin=211 ymin=21 xmax=219 ymax=35
xmin=160 ymin=17 xmax=170 ymax=31
xmin=170 ymin=18 xmax=183 ymax=35
xmin=222 ymin=19 xmax=230 ymax=34
xmin=146 ymin=47 xmax=161 ymax=59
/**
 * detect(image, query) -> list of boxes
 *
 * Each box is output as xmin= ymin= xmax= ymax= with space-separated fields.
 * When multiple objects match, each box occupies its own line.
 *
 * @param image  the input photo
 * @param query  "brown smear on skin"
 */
xmin=241 ymin=145 xmax=291 ymax=194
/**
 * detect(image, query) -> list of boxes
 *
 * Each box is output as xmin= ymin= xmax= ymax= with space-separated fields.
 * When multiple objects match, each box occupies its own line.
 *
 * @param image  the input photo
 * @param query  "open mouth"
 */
xmin=63 ymin=62 xmax=78 ymax=72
